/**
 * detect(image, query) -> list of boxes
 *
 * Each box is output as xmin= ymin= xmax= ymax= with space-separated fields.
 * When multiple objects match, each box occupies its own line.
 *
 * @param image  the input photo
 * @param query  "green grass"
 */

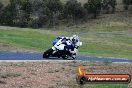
xmin=0 ymin=27 xmax=56 ymax=51
xmin=79 ymin=31 xmax=132 ymax=59
xmin=0 ymin=26 xmax=132 ymax=59
xmin=70 ymin=82 xmax=128 ymax=88
xmin=0 ymin=13 xmax=132 ymax=59
xmin=81 ymin=84 xmax=128 ymax=88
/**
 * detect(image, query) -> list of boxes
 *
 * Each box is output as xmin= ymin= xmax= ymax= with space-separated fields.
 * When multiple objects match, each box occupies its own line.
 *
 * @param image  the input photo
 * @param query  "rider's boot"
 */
xmin=71 ymin=53 xmax=76 ymax=60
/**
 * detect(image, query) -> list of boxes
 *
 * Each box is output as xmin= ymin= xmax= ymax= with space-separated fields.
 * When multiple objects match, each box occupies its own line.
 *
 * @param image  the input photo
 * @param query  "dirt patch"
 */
xmin=0 ymin=43 xmax=37 ymax=52
xmin=0 ymin=61 xmax=131 ymax=88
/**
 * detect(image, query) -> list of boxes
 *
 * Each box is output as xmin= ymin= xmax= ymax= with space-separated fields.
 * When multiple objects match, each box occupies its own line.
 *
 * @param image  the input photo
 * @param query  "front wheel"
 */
xmin=43 ymin=48 xmax=53 ymax=58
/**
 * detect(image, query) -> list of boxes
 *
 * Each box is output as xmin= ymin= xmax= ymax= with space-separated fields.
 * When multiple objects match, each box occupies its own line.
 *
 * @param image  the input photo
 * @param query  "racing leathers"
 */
xmin=52 ymin=36 xmax=82 ymax=59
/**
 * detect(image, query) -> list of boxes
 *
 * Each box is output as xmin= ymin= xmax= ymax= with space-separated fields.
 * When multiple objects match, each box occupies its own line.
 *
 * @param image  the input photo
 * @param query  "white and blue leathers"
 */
xmin=52 ymin=37 xmax=73 ymax=51
xmin=52 ymin=36 xmax=82 ymax=59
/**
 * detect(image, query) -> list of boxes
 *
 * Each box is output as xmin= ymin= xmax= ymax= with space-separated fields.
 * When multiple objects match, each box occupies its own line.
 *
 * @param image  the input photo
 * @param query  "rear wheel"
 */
xmin=43 ymin=48 xmax=53 ymax=58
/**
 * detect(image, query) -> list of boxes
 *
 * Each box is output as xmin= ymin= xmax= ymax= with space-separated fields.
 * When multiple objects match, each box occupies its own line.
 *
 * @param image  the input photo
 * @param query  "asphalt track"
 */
xmin=0 ymin=51 xmax=132 ymax=62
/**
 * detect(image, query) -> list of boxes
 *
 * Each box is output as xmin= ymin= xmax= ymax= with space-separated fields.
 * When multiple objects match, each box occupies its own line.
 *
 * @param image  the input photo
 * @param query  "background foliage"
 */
xmin=0 ymin=0 xmax=131 ymax=28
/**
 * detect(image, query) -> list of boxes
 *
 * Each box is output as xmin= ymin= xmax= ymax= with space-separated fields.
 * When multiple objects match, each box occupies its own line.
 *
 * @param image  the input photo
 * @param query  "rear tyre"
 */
xmin=43 ymin=48 xmax=53 ymax=58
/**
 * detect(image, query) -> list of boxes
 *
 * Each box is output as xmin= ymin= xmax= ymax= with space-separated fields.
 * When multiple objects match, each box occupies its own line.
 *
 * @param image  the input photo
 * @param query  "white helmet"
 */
xmin=70 ymin=35 xmax=79 ymax=44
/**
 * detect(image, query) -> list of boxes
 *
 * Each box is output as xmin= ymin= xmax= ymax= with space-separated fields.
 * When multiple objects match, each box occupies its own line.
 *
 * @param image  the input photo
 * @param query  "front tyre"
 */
xmin=43 ymin=48 xmax=53 ymax=58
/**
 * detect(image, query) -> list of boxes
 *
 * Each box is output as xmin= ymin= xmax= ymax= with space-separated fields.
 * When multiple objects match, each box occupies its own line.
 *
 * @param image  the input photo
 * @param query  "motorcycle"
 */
xmin=43 ymin=37 xmax=82 ymax=60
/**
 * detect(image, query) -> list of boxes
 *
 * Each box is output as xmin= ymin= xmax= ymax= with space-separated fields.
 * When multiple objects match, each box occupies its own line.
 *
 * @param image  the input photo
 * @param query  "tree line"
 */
xmin=123 ymin=0 xmax=132 ymax=10
xmin=0 ymin=0 xmax=131 ymax=28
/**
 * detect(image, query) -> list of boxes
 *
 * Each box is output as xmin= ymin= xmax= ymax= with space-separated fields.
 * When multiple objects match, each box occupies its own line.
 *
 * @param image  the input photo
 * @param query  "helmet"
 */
xmin=70 ymin=35 xmax=79 ymax=44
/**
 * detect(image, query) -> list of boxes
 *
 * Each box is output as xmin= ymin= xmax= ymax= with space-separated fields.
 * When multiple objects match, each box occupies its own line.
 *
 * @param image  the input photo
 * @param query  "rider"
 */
xmin=55 ymin=35 xmax=82 ymax=59
xmin=69 ymin=35 xmax=82 ymax=59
